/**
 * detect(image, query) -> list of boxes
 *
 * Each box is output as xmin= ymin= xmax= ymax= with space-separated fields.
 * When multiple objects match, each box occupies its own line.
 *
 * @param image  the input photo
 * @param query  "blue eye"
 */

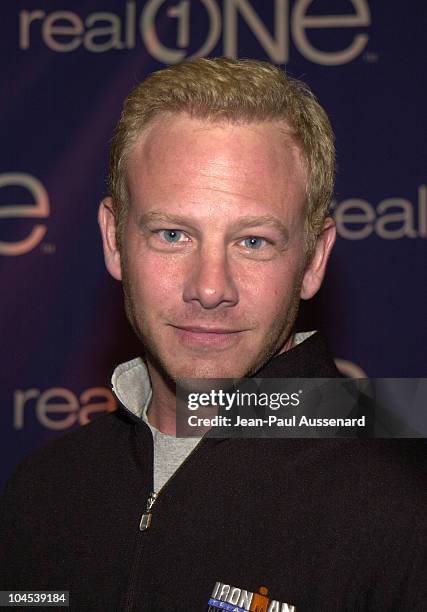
xmin=159 ymin=230 xmax=184 ymax=243
xmin=243 ymin=237 xmax=265 ymax=249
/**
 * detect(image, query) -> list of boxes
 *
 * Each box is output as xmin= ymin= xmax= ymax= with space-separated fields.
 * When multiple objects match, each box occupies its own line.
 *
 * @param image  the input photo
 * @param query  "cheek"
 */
xmin=241 ymin=262 xmax=301 ymax=318
xmin=127 ymin=248 xmax=185 ymax=308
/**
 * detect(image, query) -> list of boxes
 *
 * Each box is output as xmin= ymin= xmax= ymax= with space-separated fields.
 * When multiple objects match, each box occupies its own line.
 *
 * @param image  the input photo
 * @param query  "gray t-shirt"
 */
xmin=142 ymin=399 xmax=201 ymax=493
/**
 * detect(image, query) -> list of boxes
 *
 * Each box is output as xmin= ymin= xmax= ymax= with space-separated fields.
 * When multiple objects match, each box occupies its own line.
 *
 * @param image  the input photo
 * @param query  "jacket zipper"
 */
xmin=138 ymin=435 xmax=205 ymax=531
xmin=124 ymin=435 xmax=205 ymax=611
xmin=139 ymin=491 xmax=157 ymax=530
xmin=111 ymin=387 xmax=208 ymax=611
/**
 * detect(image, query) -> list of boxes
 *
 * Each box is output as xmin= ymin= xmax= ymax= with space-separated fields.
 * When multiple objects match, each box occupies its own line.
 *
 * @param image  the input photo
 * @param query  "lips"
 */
xmin=173 ymin=325 xmax=243 ymax=334
xmin=170 ymin=324 xmax=245 ymax=348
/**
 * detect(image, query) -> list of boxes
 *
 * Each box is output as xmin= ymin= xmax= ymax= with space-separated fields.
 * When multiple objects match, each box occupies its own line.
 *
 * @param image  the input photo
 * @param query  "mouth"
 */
xmin=169 ymin=325 xmax=246 ymax=349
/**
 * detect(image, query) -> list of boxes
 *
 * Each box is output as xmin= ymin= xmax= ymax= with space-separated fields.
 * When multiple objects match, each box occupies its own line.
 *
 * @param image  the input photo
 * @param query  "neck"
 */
xmin=276 ymin=332 xmax=295 ymax=356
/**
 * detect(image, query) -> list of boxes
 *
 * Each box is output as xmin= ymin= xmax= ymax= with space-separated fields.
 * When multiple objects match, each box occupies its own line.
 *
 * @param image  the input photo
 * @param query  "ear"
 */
xmin=300 ymin=217 xmax=336 ymax=300
xmin=98 ymin=197 xmax=122 ymax=281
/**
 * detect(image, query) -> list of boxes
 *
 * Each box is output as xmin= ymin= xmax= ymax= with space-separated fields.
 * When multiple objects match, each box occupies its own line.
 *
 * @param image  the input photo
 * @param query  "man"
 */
xmin=1 ymin=58 xmax=425 ymax=611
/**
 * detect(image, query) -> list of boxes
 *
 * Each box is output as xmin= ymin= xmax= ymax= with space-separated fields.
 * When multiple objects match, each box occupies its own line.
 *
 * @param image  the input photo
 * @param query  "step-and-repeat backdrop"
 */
xmin=1 ymin=1 xmax=426 ymax=489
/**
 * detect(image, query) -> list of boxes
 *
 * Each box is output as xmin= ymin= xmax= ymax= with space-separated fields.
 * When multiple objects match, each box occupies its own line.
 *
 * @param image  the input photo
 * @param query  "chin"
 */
xmin=172 ymin=362 xmax=243 ymax=381
xmin=157 ymin=352 xmax=252 ymax=381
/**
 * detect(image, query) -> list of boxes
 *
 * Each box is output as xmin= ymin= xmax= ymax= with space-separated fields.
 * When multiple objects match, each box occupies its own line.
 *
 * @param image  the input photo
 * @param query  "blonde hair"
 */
xmin=109 ymin=57 xmax=335 ymax=254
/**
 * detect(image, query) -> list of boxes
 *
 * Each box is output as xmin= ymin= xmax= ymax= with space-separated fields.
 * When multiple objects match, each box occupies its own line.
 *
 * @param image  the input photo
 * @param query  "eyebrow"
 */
xmin=138 ymin=211 xmax=289 ymax=241
xmin=231 ymin=215 xmax=289 ymax=241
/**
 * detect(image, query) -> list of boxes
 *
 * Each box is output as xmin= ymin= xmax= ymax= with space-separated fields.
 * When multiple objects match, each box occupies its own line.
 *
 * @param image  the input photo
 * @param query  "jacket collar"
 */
xmin=255 ymin=330 xmax=341 ymax=378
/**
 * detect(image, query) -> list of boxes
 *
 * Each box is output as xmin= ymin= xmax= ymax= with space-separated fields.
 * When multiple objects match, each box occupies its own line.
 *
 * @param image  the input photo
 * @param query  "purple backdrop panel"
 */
xmin=1 ymin=0 xmax=426 ymax=489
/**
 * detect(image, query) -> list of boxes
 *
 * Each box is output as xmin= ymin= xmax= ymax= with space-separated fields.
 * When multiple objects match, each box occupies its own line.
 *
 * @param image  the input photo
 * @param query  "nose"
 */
xmin=182 ymin=246 xmax=239 ymax=310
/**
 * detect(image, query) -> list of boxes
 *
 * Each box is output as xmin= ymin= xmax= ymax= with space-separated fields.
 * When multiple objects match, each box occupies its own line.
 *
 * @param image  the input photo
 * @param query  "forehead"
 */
xmin=126 ymin=113 xmax=307 ymax=221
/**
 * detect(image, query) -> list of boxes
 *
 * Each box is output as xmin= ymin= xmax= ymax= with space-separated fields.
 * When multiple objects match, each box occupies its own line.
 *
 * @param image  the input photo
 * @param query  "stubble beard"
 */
xmin=121 ymin=262 xmax=304 ymax=383
xmin=245 ymin=272 xmax=303 ymax=377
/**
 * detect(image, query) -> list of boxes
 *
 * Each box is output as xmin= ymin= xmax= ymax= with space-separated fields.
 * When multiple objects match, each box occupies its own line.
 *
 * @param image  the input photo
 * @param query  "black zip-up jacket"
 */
xmin=0 ymin=333 xmax=426 ymax=611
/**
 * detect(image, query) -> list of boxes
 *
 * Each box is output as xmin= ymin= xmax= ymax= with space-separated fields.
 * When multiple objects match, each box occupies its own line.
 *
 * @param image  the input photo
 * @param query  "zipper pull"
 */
xmin=139 ymin=492 xmax=157 ymax=531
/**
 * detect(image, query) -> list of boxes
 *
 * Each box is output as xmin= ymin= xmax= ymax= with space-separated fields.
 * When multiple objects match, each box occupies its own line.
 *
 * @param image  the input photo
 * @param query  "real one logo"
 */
xmin=19 ymin=0 xmax=371 ymax=66
xmin=13 ymin=387 xmax=116 ymax=430
xmin=331 ymin=186 xmax=427 ymax=240
xmin=0 ymin=173 xmax=49 ymax=256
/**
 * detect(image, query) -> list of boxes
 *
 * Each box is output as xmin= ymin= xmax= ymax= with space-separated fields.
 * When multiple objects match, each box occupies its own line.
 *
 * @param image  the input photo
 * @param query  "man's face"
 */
xmin=101 ymin=114 xmax=333 ymax=380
